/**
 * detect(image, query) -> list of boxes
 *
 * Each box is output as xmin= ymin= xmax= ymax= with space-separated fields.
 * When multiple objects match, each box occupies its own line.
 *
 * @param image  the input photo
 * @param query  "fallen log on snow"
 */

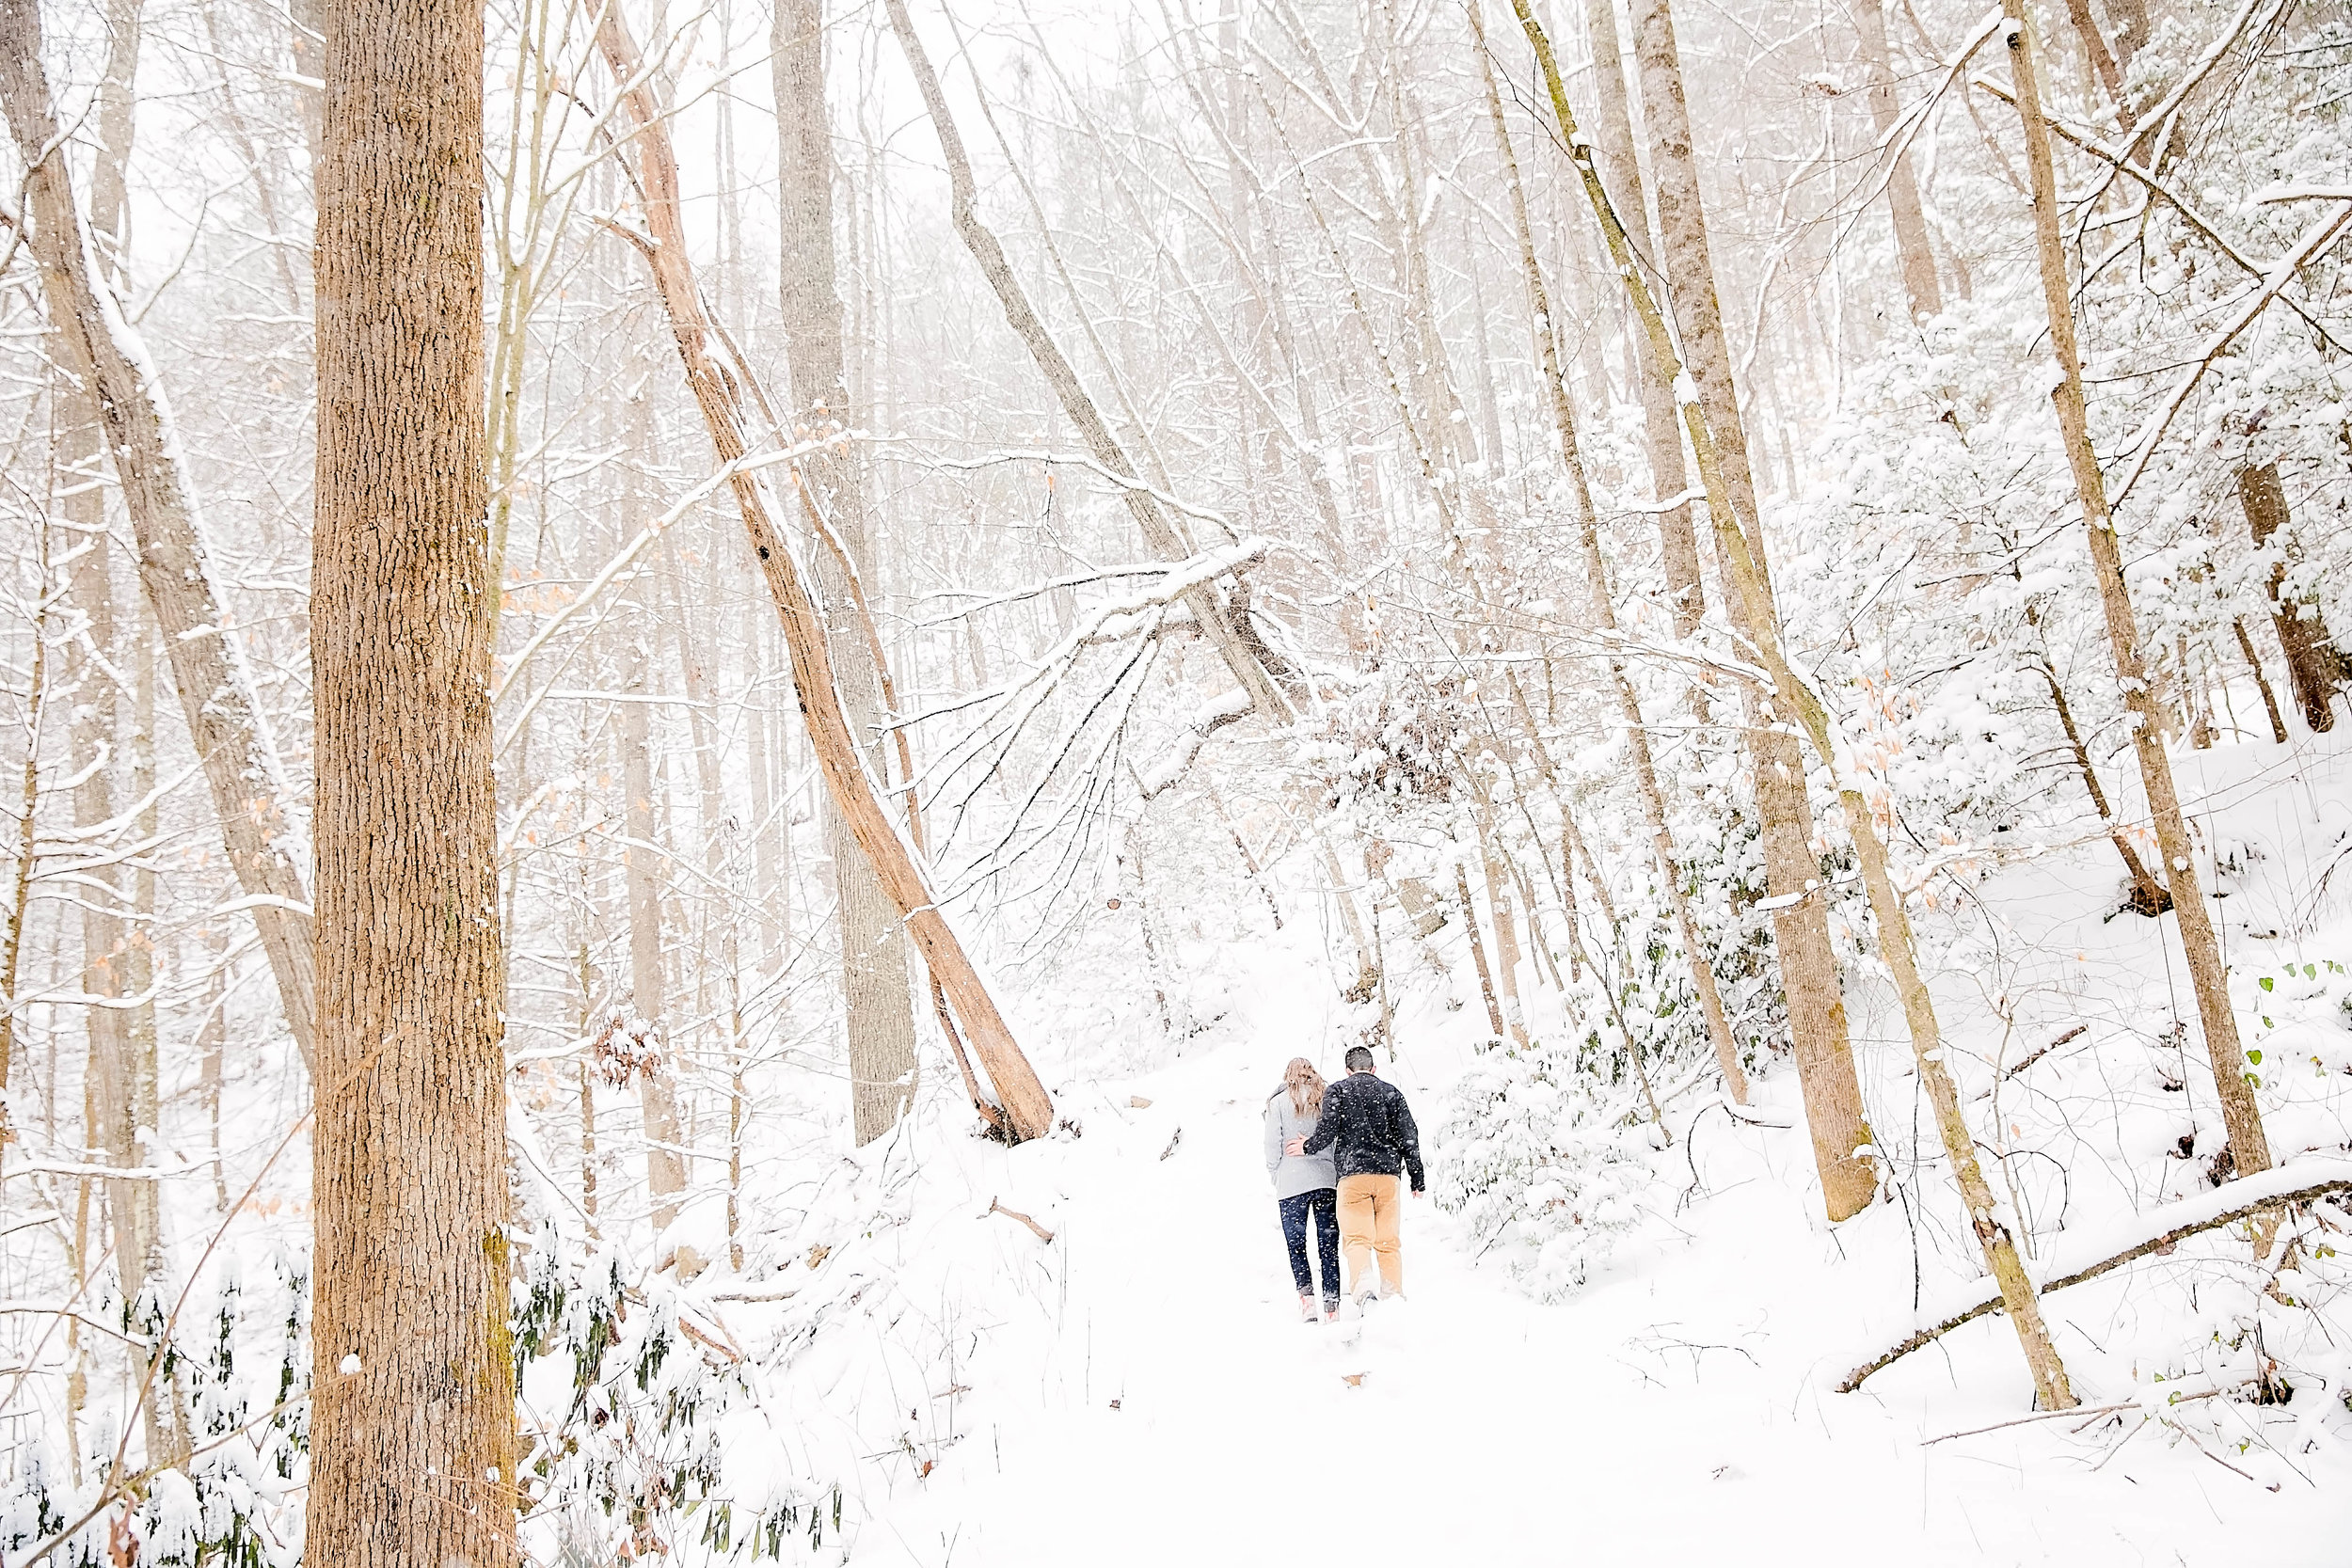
xmin=1840 ymin=1159 xmax=2352 ymax=1392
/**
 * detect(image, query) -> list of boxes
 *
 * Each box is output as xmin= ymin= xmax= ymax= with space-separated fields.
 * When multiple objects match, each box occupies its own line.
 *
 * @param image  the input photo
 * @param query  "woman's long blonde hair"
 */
xmin=1277 ymin=1057 xmax=1326 ymax=1120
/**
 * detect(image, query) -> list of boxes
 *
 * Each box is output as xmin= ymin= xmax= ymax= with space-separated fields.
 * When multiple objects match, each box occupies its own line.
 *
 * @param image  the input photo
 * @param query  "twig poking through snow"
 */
xmin=986 ymin=1197 xmax=1056 ymax=1243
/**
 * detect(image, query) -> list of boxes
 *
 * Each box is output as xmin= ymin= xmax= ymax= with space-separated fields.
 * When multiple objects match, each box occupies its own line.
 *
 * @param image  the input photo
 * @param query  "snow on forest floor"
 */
xmin=697 ymin=730 xmax=2352 ymax=1567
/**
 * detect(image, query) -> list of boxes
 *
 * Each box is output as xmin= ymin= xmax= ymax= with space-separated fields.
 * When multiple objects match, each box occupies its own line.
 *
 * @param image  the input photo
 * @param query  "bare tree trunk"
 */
xmin=309 ymin=0 xmax=516 ymax=1557
xmin=2233 ymin=619 xmax=2289 ymax=744
xmin=1471 ymin=18 xmax=1760 ymax=1114
xmin=1627 ymin=0 xmax=1764 ymax=549
xmin=1599 ymin=0 xmax=1873 ymax=1196
xmin=0 ymin=534 xmax=51 ymax=1155
xmin=2074 ymin=1 xmax=2137 ymax=119
xmin=594 ymin=5 xmax=1054 ymax=1141
xmin=199 ymin=922 xmax=229 ymax=1213
xmin=1456 ymin=863 xmax=1507 ymax=1039
xmin=1476 ymin=823 xmax=1531 ymax=1049
xmin=2004 ymin=0 xmax=2271 ymax=1184
xmin=1516 ymin=2 xmax=2076 ymax=1404
xmin=775 ymin=0 xmax=919 ymax=1145
xmin=2239 ymin=463 xmax=2341 ymax=733
xmin=1855 ymin=0 xmax=1945 ymax=320
xmin=122 ymin=612 xmax=170 ymax=1463
xmin=622 ymin=640 xmax=687 ymax=1230
xmin=882 ymin=0 xmax=1294 ymax=723
xmin=2026 ymin=641 xmax=2170 ymax=911
xmin=1578 ymin=0 xmax=1705 ymax=639
xmin=0 ymin=5 xmax=318 ymax=1072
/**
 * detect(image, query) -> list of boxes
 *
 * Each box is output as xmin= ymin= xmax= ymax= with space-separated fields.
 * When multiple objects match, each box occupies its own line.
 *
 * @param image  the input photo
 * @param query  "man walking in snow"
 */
xmin=1289 ymin=1046 xmax=1423 ymax=1306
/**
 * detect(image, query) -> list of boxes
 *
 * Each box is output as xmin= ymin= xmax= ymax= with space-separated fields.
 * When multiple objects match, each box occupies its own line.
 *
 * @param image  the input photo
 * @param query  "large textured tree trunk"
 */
xmin=2004 ymin=0 xmax=2271 ymax=1184
xmin=2239 ymin=463 xmax=2341 ymax=733
xmin=309 ymin=0 xmax=516 ymax=1561
xmin=594 ymin=5 xmax=1054 ymax=1141
xmin=1578 ymin=0 xmax=1706 ymax=640
xmin=1515 ymin=1 xmax=2075 ymax=1406
xmin=1854 ymin=0 xmax=1945 ymax=321
xmin=0 ymin=0 xmax=318 ymax=1072
xmin=1616 ymin=0 xmax=1872 ymax=1207
xmin=775 ymin=0 xmax=920 ymax=1145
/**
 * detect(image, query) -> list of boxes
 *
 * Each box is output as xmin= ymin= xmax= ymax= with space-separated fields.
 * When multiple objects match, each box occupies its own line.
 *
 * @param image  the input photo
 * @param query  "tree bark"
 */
xmin=882 ymin=0 xmax=1293 ymax=724
xmin=1609 ymin=0 xmax=1872 ymax=1198
xmin=1515 ymin=1 xmax=2075 ymax=1405
xmin=309 ymin=0 xmax=516 ymax=1560
xmin=2239 ymin=463 xmax=2340 ymax=733
xmin=2060 ymin=0 xmax=2131 ymax=120
xmin=2233 ymin=619 xmax=2289 ymax=744
xmin=1456 ymin=863 xmax=1507 ymax=1039
xmin=2004 ymin=0 xmax=2271 ymax=1183
xmin=1471 ymin=21 xmax=1761 ymax=1116
xmin=1479 ymin=837 xmax=1530 ymax=1049
xmin=594 ymin=5 xmax=1054 ymax=1141
xmin=1579 ymin=0 xmax=1706 ymax=639
xmin=775 ymin=0 xmax=920 ymax=1145
xmin=1855 ymin=0 xmax=1946 ymax=320
xmin=0 ymin=0 xmax=318 ymax=1072
xmin=622 ymin=638 xmax=687 ymax=1229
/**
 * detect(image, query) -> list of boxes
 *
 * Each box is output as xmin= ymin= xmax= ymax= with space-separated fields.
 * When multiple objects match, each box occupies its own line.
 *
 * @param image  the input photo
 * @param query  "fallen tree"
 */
xmin=1840 ymin=1161 xmax=2352 ymax=1391
xmin=592 ymin=6 xmax=1055 ymax=1141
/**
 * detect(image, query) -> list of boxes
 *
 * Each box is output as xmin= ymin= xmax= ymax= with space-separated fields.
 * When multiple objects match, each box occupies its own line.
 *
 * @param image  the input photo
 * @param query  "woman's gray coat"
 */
xmin=1263 ymin=1092 xmax=1338 ymax=1199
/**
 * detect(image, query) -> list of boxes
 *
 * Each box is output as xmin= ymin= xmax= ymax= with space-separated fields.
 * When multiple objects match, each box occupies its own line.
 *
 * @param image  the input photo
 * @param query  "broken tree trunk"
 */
xmin=594 ymin=5 xmax=1054 ymax=1141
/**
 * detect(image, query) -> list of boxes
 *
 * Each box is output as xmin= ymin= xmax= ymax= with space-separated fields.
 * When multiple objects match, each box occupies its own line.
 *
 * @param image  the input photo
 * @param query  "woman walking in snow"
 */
xmin=1264 ymin=1057 xmax=1342 ymax=1323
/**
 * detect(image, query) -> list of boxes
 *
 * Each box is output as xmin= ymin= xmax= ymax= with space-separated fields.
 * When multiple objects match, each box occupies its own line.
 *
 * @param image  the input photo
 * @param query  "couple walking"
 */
xmin=1262 ymin=1046 xmax=1424 ymax=1323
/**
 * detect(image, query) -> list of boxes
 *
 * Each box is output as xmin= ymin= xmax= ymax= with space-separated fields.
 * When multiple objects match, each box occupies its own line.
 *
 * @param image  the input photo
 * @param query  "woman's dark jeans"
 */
xmin=1279 ymin=1187 xmax=1342 ymax=1305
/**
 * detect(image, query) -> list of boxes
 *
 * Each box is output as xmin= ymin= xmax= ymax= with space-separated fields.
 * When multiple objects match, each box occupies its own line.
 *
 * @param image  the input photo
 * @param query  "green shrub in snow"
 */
xmin=1432 ymin=1041 xmax=1657 ymax=1301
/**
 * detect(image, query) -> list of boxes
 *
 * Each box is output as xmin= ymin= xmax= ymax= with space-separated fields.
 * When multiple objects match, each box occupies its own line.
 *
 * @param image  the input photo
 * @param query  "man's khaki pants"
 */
xmin=1336 ymin=1173 xmax=1403 ymax=1298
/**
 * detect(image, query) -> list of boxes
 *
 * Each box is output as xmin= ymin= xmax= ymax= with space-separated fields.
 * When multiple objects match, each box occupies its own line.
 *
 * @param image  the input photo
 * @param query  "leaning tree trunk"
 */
xmin=1613 ymin=0 xmax=1875 ymax=1210
xmin=309 ymin=0 xmax=516 ymax=1563
xmin=0 ymin=0 xmax=318 ymax=1072
xmin=2004 ymin=0 xmax=2271 ymax=1183
xmin=1470 ymin=14 xmax=1756 ymax=1112
xmin=1578 ymin=0 xmax=1706 ymax=641
xmin=882 ymin=0 xmax=1295 ymax=724
xmin=2238 ymin=463 xmax=2341 ymax=733
xmin=1855 ymin=0 xmax=1945 ymax=321
xmin=594 ymin=5 xmax=1055 ymax=1140
xmin=775 ymin=0 xmax=921 ymax=1145
xmin=1515 ymin=0 xmax=2076 ymax=1408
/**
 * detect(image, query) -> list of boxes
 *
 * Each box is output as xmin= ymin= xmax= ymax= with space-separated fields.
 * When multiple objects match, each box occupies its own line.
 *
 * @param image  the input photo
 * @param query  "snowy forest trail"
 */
xmin=832 ymin=898 xmax=2347 ymax=1567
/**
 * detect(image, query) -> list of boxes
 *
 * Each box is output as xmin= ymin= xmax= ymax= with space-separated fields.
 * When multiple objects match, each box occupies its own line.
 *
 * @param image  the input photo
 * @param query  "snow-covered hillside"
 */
xmin=661 ymin=731 xmax=2352 ymax=1565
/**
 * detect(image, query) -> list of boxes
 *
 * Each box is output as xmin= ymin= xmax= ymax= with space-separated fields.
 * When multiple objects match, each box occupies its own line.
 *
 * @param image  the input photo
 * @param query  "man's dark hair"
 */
xmin=1343 ymin=1045 xmax=1375 ymax=1072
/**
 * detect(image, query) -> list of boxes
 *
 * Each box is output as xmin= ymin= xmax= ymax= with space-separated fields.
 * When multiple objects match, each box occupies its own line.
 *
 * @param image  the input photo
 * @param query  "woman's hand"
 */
xmin=1284 ymin=1137 xmax=1306 ymax=1157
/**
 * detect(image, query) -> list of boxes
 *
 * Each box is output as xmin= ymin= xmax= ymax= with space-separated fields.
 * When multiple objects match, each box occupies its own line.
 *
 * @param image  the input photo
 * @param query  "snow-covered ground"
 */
xmin=689 ymin=730 xmax=2352 ymax=1566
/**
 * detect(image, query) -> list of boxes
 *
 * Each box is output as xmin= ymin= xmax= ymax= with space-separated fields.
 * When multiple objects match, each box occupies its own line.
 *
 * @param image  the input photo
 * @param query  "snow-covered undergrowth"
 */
xmin=12 ymin=732 xmax=2352 ymax=1567
xmin=663 ymin=729 xmax=2352 ymax=1563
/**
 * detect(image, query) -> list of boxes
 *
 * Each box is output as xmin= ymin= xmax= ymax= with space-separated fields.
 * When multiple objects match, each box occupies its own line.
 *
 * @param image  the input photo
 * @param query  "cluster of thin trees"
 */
xmin=0 ymin=0 xmax=2345 ymax=1558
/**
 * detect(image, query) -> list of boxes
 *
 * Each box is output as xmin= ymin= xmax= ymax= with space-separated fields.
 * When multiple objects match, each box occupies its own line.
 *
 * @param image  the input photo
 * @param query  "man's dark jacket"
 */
xmin=1302 ymin=1071 xmax=1425 ymax=1191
